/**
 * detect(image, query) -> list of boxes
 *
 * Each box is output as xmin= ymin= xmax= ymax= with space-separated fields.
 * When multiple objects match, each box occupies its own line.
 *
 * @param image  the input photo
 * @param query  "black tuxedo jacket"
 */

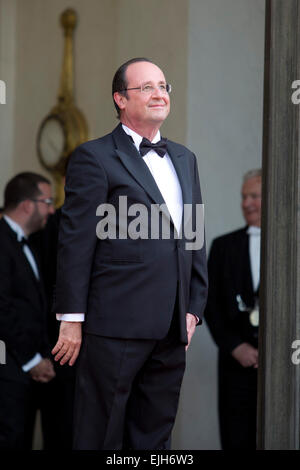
xmin=54 ymin=124 xmax=208 ymax=343
xmin=205 ymin=226 xmax=259 ymax=355
xmin=30 ymin=210 xmax=61 ymax=346
xmin=0 ymin=218 xmax=49 ymax=383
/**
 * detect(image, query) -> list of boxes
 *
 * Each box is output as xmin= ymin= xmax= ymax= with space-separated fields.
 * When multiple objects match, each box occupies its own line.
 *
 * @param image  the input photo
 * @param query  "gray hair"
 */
xmin=243 ymin=168 xmax=262 ymax=183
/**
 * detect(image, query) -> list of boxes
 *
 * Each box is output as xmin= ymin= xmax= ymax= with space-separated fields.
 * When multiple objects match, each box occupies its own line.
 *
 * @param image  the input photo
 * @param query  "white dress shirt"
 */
xmin=247 ymin=225 xmax=261 ymax=292
xmin=58 ymin=124 xmax=185 ymax=323
xmin=4 ymin=215 xmax=43 ymax=371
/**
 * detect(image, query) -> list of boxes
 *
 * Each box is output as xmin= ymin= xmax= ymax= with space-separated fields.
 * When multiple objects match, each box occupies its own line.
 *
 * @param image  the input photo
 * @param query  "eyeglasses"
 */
xmin=30 ymin=198 xmax=54 ymax=206
xmin=120 ymin=83 xmax=172 ymax=94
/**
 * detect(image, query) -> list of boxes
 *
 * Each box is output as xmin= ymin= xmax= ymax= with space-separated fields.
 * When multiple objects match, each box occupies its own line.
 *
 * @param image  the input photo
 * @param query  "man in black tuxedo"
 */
xmin=205 ymin=169 xmax=262 ymax=449
xmin=52 ymin=58 xmax=208 ymax=450
xmin=0 ymin=172 xmax=56 ymax=449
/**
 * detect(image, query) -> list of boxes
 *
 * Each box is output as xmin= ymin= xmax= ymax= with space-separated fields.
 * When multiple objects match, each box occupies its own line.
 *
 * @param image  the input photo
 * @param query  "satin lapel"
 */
xmin=240 ymin=228 xmax=255 ymax=299
xmin=18 ymin=243 xmax=42 ymax=293
xmin=166 ymin=141 xmax=193 ymax=232
xmin=112 ymin=124 xmax=172 ymax=222
xmin=166 ymin=141 xmax=192 ymax=206
xmin=29 ymin=243 xmax=46 ymax=308
xmin=1 ymin=219 xmax=42 ymax=294
xmin=16 ymin=245 xmax=45 ymax=310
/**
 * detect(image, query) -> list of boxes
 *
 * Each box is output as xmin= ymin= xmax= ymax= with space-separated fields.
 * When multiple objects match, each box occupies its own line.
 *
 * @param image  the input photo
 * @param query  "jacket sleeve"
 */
xmin=187 ymin=154 xmax=209 ymax=323
xmin=54 ymin=144 xmax=108 ymax=314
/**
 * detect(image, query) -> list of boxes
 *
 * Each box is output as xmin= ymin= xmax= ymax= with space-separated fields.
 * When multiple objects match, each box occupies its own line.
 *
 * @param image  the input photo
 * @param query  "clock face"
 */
xmin=38 ymin=116 xmax=65 ymax=167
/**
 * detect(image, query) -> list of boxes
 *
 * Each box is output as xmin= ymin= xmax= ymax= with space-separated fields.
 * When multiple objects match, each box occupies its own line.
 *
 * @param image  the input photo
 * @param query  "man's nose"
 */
xmin=242 ymin=197 xmax=251 ymax=207
xmin=152 ymin=86 xmax=165 ymax=98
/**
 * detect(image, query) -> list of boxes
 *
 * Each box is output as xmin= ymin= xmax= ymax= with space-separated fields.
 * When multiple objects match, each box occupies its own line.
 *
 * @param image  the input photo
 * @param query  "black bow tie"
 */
xmin=139 ymin=137 xmax=168 ymax=158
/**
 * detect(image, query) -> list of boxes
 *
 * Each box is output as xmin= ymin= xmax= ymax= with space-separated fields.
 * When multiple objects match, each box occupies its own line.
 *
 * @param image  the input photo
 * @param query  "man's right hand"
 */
xmin=231 ymin=342 xmax=258 ymax=368
xmin=52 ymin=321 xmax=82 ymax=366
xmin=29 ymin=358 xmax=56 ymax=383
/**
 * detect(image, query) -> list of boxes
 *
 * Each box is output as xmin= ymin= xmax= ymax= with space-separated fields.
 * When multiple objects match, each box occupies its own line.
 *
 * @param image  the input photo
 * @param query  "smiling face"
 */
xmin=114 ymin=61 xmax=170 ymax=137
xmin=241 ymin=176 xmax=262 ymax=227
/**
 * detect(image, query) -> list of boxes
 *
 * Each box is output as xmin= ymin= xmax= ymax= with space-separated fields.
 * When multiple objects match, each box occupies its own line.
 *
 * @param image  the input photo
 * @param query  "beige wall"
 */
xmin=1 ymin=0 xmax=188 ymax=205
xmin=114 ymin=0 xmax=188 ymax=144
xmin=12 ymin=0 xmax=117 ymax=191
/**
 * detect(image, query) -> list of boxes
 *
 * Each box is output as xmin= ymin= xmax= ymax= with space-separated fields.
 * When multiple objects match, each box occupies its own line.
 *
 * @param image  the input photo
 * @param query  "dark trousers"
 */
xmin=0 ymin=375 xmax=75 ymax=450
xmin=218 ymin=357 xmax=257 ymax=450
xmin=0 ymin=379 xmax=30 ymax=450
xmin=24 ymin=368 xmax=76 ymax=450
xmin=73 ymin=310 xmax=186 ymax=450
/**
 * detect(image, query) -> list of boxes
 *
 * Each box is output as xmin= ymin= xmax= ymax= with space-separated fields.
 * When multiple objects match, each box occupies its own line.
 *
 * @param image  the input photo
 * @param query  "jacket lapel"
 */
xmin=112 ymin=124 xmax=193 ymax=231
xmin=239 ymin=227 xmax=255 ymax=302
xmin=112 ymin=124 xmax=172 ymax=223
xmin=18 ymin=241 xmax=43 ymax=294
xmin=2 ymin=219 xmax=43 ymax=296
xmin=166 ymin=141 xmax=193 ymax=233
xmin=166 ymin=141 xmax=193 ymax=207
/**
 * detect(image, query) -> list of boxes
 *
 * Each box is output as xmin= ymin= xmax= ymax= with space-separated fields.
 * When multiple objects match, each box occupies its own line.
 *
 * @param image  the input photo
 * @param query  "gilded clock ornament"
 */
xmin=37 ymin=8 xmax=88 ymax=207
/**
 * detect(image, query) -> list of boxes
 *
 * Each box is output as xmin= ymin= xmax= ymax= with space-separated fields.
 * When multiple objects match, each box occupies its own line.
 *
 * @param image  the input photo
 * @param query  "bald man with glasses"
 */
xmin=53 ymin=58 xmax=208 ymax=450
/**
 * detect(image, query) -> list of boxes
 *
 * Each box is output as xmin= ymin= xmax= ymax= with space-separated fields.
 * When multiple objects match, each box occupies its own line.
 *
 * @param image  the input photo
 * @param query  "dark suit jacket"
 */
xmin=205 ymin=226 xmax=259 ymax=358
xmin=54 ymin=124 xmax=208 ymax=343
xmin=31 ymin=210 xmax=76 ymax=382
xmin=31 ymin=210 xmax=61 ymax=347
xmin=0 ymin=218 xmax=49 ymax=383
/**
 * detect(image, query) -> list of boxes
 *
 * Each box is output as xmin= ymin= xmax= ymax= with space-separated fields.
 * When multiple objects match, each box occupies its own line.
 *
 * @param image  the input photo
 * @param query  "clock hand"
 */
xmin=47 ymin=138 xmax=59 ymax=153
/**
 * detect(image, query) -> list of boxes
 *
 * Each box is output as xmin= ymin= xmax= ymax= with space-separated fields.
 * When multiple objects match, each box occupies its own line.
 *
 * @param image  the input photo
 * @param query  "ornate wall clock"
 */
xmin=37 ymin=8 xmax=88 ymax=207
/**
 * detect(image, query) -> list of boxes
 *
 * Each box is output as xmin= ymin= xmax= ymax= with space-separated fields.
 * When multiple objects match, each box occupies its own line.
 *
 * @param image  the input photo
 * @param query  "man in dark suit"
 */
xmin=205 ymin=169 xmax=261 ymax=450
xmin=52 ymin=57 xmax=208 ymax=450
xmin=0 ymin=172 xmax=56 ymax=449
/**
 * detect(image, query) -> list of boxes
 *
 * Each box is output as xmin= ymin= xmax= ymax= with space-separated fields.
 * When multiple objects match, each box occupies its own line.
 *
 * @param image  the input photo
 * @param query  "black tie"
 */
xmin=139 ymin=137 xmax=168 ymax=158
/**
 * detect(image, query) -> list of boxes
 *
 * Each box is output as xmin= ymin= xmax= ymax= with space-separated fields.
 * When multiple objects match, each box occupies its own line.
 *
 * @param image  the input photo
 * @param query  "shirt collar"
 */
xmin=122 ymin=124 xmax=161 ymax=151
xmin=3 ymin=215 xmax=26 ymax=242
xmin=247 ymin=225 xmax=261 ymax=236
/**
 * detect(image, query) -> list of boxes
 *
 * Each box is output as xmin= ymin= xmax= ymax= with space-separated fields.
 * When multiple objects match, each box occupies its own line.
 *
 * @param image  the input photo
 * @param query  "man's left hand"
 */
xmin=29 ymin=358 xmax=56 ymax=383
xmin=186 ymin=313 xmax=197 ymax=351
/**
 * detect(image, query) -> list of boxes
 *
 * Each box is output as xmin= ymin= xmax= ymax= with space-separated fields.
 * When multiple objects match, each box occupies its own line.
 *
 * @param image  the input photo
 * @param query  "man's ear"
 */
xmin=20 ymin=199 xmax=33 ymax=214
xmin=113 ymin=92 xmax=126 ymax=111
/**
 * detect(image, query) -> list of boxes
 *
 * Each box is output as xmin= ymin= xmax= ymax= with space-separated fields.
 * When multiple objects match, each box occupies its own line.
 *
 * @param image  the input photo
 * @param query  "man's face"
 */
xmin=241 ymin=176 xmax=262 ymax=227
xmin=116 ymin=61 xmax=170 ymax=129
xmin=27 ymin=182 xmax=54 ymax=233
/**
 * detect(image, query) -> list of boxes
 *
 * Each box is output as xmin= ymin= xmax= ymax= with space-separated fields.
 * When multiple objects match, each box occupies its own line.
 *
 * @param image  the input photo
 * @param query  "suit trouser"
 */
xmin=218 ymin=361 xmax=257 ymax=450
xmin=24 ymin=369 xmax=76 ymax=450
xmin=0 ymin=379 xmax=30 ymax=450
xmin=73 ymin=310 xmax=186 ymax=450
